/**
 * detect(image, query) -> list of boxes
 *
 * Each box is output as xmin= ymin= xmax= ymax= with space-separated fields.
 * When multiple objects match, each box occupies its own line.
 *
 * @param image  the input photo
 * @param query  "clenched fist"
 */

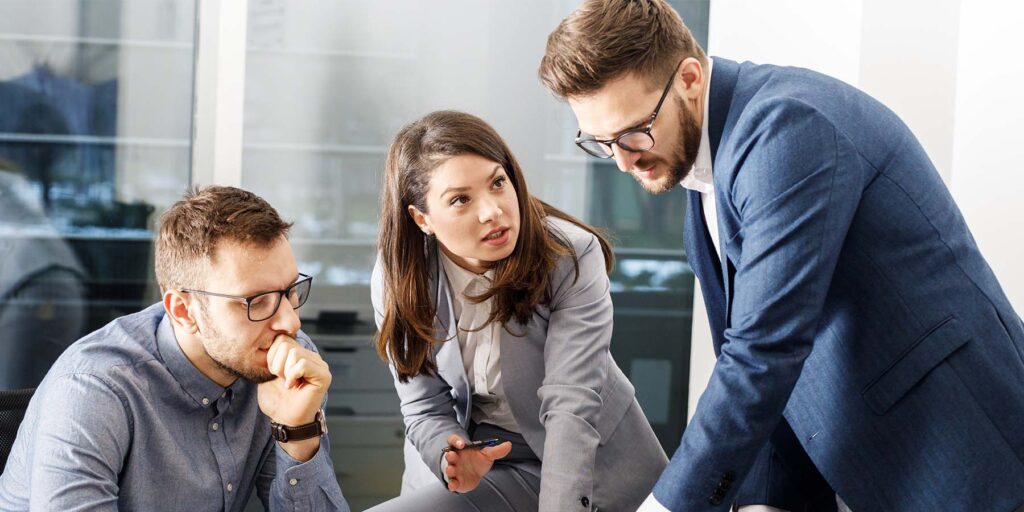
xmin=257 ymin=334 xmax=332 ymax=461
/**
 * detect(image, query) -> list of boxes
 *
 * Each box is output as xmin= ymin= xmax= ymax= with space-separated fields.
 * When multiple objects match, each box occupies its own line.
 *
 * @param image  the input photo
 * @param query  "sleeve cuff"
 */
xmin=275 ymin=441 xmax=334 ymax=497
xmin=638 ymin=492 xmax=672 ymax=512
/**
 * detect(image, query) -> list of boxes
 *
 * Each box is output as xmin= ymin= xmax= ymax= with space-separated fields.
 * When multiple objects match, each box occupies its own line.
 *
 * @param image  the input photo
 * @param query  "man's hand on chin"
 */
xmin=257 ymin=334 xmax=332 ymax=462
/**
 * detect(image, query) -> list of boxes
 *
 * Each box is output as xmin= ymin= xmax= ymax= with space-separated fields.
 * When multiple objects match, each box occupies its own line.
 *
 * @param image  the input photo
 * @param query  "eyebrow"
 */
xmin=584 ymin=117 xmax=650 ymax=140
xmin=241 ymin=273 xmax=301 ymax=297
xmin=439 ymin=165 xmax=503 ymax=199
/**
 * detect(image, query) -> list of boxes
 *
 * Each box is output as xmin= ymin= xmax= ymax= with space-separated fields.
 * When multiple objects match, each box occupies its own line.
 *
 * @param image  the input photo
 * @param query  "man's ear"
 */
xmin=407 ymin=205 xmax=433 ymax=236
xmin=676 ymin=56 xmax=705 ymax=102
xmin=164 ymin=290 xmax=199 ymax=334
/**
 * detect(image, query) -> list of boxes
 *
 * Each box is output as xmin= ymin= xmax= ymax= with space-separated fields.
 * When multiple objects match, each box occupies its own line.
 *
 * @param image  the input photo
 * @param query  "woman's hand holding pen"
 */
xmin=443 ymin=434 xmax=512 ymax=493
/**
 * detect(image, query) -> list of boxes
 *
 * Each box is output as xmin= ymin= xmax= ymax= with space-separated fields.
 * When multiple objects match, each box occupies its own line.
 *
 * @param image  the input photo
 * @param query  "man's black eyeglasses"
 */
xmin=575 ymin=61 xmax=683 ymax=159
xmin=182 ymin=273 xmax=313 ymax=322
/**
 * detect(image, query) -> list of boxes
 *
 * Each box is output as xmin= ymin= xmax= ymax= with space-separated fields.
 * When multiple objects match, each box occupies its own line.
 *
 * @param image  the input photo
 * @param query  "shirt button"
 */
xmin=226 ymin=483 xmax=233 ymax=492
xmin=288 ymin=478 xmax=298 ymax=486
xmin=201 ymin=397 xmax=210 ymax=405
xmin=211 ymin=422 xmax=220 ymax=431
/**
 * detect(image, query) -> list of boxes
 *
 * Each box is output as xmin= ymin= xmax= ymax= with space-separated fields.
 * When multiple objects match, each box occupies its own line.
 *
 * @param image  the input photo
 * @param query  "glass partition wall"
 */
xmin=0 ymin=0 xmax=196 ymax=389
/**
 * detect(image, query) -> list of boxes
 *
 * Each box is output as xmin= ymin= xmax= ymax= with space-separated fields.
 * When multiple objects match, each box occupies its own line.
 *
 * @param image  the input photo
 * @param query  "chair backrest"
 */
xmin=0 ymin=388 xmax=35 ymax=470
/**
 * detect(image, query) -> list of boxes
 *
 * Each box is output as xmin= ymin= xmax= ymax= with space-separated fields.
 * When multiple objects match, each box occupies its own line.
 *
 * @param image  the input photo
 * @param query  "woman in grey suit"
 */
xmin=368 ymin=111 xmax=667 ymax=512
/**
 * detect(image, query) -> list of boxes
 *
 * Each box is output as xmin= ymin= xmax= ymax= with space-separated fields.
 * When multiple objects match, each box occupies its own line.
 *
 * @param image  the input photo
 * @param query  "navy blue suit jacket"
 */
xmin=654 ymin=58 xmax=1024 ymax=511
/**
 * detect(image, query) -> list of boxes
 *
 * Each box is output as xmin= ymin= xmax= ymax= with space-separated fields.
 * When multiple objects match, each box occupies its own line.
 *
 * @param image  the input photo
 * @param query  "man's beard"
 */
xmin=631 ymin=94 xmax=702 ymax=194
xmin=197 ymin=304 xmax=276 ymax=384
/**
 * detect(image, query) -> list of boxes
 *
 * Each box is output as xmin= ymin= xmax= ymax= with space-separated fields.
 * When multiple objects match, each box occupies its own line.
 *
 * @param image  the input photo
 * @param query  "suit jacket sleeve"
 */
xmin=370 ymin=259 xmax=468 ymax=484
xmin=537 ymin=232 xmax=614 ymax=512
xmin=653 ymin=100 xmax=864 ymax=510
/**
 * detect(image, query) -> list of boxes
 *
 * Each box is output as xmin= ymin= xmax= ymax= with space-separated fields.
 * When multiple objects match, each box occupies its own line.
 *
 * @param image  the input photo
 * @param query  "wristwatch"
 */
xmin=270 ymin=409 xmax=328 ymax=442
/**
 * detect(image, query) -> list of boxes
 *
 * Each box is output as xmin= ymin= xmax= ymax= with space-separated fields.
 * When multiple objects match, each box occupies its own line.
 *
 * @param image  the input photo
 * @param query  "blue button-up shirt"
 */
xmin=0 ymin=303 xmax=349 ymax=511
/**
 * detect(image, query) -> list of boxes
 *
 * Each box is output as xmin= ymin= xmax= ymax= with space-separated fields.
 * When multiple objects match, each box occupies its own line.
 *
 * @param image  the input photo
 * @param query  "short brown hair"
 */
xmin=539 ymin=0 xmax=707 ymax=98
xmin=155 ymin=186 xmax=292 ymax=292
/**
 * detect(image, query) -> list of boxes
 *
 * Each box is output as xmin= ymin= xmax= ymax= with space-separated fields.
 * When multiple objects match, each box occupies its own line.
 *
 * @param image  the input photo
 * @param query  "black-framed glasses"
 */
xmin=182 ymin=273 xmax=313 ymax=322
xmin=575 ymin=61 xmax=683 ymax=159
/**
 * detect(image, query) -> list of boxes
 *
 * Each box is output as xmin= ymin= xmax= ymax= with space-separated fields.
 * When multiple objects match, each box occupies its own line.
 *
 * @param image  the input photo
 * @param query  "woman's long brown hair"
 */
xmin=376 ymin=111 xmax=613 ymax=382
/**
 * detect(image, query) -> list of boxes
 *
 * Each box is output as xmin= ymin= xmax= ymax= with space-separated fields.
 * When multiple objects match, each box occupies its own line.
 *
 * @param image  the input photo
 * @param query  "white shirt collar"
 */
xmin=439 ymin=249 xmax=492 ymax=296
xmin=680 ymin=57 xmax=714 ymax=194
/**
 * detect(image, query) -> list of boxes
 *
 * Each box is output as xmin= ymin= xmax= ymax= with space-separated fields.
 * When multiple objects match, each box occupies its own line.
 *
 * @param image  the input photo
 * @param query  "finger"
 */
xmin=481 ymin=441 xmax=512 ymax=461
xmin=284 ymin=348 xmax=302 ymax=388
xmin=446 ymin=434 xmax=466 ymax=450
xmin=267 ymin=334 xmax=294 ymax=363
xmin=269 ymin=341 xmax=291 ymax=378
xmin=445 ymin=463 xmax=457 ymax=478
xmin=447 ymin=477 xmax=459 ymax=492
xmin=285 ymin=351 xmax=331 ymax=388
xmin=445 ymin=450 xmax=459 ymax=464
xmin=284 ymin=358 xmax=308 ymax=389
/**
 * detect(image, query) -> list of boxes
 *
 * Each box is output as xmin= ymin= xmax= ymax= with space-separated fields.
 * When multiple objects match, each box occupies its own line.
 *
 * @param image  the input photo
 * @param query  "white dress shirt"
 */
xmin=440 ymin=251 xmax=521 ymax=434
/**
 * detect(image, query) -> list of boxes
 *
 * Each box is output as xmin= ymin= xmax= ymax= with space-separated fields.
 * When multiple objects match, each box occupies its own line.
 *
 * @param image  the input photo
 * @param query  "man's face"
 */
xmin=568 ymin=65 xmax=703 ymax=194
xmin=191 ymin=236 xmax=302 ymax=383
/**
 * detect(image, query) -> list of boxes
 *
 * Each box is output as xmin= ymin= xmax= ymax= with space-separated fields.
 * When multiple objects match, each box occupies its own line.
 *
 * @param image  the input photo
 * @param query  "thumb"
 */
xmin=446 ymin=434 xmax=467 ymax=450
xmin=481 ymin=441 xmax=512 ymax=461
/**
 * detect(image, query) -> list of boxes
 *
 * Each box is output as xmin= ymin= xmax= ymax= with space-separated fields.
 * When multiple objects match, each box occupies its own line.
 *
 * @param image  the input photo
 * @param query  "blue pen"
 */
xmin=441 ymin=437 xmax=502 ymax=453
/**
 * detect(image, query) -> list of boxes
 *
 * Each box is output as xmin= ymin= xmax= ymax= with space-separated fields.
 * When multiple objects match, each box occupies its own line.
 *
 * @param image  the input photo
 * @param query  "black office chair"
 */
xmin=0 ymin=387 xmax=34 ymax=470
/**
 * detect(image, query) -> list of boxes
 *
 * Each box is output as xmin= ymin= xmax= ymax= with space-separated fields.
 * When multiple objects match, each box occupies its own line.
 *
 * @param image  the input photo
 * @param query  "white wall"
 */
xmin=949 ymin=2 xmax=1024 ymax=314
xmin=689 ymin=0 xmax=1024 ymax=420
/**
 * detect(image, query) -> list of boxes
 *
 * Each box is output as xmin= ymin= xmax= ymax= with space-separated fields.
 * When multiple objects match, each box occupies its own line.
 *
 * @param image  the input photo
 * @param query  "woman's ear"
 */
xmin=408 ymin=205 xmax=433 ymax=236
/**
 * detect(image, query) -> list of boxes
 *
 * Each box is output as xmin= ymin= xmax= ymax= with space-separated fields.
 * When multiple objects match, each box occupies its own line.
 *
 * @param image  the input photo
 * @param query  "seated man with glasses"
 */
xmin=0 ymin=186 xmax=350 ymax=512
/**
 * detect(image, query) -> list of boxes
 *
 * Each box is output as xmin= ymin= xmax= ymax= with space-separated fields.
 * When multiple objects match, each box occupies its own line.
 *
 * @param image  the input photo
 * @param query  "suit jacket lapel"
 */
xmin=685 ymin=57 xmax=741 ymax=355
xmin=685 ymin=189 xmax=728 ymax=355
xmin=707 ymin=58 xmax=742 ymax=327
xmin=429 ymin=243 xmax=471 ymax=425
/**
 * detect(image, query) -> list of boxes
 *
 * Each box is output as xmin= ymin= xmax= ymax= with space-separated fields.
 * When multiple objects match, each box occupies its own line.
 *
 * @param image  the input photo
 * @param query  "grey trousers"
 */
xmin=367 ymin=423 xmax=542 ymax=512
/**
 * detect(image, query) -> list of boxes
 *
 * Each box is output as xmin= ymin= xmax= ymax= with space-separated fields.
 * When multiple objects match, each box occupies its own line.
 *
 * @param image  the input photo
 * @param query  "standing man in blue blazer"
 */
xmin=539 ymin=1 xmax=1024 ymax=511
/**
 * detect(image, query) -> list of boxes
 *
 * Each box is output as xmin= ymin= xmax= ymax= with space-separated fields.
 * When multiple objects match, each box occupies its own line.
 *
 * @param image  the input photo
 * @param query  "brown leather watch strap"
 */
xmin=270 ymin=409 xmax=327 ymax=443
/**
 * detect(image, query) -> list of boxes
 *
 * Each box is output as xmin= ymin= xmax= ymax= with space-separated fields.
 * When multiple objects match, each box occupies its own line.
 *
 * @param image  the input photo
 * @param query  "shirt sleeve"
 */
xmin=28 ymin=373 xmax=131 ymax=512
xmin=263 ymin=422 xmax=350 ymax=511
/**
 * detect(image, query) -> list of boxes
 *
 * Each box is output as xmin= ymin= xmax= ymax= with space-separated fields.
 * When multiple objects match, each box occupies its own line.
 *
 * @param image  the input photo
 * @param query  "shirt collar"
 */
xmin=439 ymin=250 xmax=493 ymax=296
xmin=681 ymin=57 xmax=715 ymax=194
xmin=156 ymin=314 xmax=235 ymax=409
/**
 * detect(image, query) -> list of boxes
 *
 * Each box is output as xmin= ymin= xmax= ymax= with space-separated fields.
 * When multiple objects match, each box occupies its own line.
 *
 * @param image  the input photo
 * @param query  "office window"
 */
xmin=241 ymin=1 xmax=707 ymax=507
xmin=0 ymin=0 xmax=196 ymax=389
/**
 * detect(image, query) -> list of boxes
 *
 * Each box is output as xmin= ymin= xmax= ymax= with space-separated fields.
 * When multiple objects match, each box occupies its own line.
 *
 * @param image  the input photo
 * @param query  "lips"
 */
xmin=482 ymin=227 xmax=508 ymax=241
xmin=633 ymin=165 xmax=658 ymax=180
xmin=482 ymin=226 xmax=512 ymax=247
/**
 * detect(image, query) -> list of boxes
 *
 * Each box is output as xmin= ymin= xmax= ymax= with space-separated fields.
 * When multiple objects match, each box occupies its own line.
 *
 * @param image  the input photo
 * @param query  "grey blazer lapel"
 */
xmin=429 ymin=242 xmax=472 ymax=427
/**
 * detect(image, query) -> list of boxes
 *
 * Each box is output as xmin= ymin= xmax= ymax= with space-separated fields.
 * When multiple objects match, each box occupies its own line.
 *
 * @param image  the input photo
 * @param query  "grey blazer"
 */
xmin=371 ymin=218 xmax=667 ymax=512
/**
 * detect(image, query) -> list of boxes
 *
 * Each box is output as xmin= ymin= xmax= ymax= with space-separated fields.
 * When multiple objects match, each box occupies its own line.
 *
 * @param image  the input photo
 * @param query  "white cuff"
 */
xmin=637 ymin=492 xmax=671 ymax=512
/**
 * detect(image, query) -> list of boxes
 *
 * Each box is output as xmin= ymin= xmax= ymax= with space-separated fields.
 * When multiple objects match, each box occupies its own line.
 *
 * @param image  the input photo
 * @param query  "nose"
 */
xmin=610 ymin=144 xmax=642 ymax=172
xmin=478 ymin=197 xmax=503 ymax=224
xmin=269 ymin=295 xmax=301 ymax=335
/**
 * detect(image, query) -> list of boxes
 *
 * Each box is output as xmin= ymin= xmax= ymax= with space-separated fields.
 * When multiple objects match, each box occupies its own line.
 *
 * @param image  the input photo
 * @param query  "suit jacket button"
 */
xmin=709 ymin=494 xmax=724 ymax=506
xmin=580 ymin=496 xmax=590 ymax=508
xmin=722 ymin=471 xmax=736 ymax=482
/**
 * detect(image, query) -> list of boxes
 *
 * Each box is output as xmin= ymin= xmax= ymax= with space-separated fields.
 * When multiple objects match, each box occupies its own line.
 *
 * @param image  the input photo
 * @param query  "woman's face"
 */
xmin=409 ymin=153 xmax=521 ymax=273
